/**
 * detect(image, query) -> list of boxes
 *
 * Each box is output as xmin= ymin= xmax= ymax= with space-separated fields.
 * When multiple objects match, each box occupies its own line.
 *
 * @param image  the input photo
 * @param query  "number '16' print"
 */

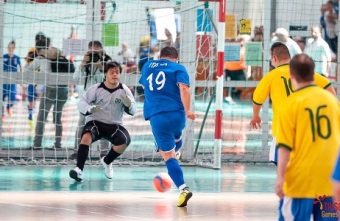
xmin=305 ymin=105 xmax=331 ymax=141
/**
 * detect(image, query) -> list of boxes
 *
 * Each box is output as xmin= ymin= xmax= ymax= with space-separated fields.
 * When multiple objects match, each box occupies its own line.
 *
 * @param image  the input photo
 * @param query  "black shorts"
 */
xmin=82 ymin=120 xmax=131 ymax=146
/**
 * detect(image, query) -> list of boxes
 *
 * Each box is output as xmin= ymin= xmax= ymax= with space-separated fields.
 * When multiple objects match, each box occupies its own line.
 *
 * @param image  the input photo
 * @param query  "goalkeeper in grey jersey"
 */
xmin=69 ymin=61 xmax=136 ymax=181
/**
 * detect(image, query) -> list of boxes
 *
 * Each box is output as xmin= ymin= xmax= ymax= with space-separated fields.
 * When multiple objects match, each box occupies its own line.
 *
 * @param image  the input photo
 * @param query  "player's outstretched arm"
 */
xmin=250 ymin=103 xmax=262 ymax=129
xmin=179 ymin=83 xmax=196 ymax=120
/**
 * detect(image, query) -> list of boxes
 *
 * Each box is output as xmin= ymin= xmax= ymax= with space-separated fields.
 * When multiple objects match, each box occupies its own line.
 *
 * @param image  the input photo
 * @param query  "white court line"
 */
xmin=0 ymin=192 xmax=279 ymax=221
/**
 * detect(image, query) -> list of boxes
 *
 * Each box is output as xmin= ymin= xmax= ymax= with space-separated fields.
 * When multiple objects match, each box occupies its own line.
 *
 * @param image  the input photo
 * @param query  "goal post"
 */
xmin=1 ymin=0 xmax=331 ymax=168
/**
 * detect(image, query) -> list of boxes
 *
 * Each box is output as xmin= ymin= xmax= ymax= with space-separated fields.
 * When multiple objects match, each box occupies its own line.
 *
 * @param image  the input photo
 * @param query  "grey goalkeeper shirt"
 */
xmin=78 ymin=82 xmax=137 ymax=125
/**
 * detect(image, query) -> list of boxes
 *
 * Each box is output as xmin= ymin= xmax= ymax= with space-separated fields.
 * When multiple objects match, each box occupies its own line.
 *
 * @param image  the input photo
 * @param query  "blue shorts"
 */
xmin=27 ymin=84 xmax=38 ymax=103
xmin=149 ymin=111 xmax=186 ymax=152
xmin=3 ymin=84 xmax=17 ymax=102
xmin=279 ymin=196 xmax=338 ymax=221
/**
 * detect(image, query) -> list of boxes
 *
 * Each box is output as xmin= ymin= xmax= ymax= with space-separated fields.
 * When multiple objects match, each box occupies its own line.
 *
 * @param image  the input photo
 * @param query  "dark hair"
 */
xmin=104 ymin=61 xmax=122 ymax=74
xmin=46 ymin=37 xmax=51 ymax=47
xmin=289 ymin=54 xmax=315 ymax=82
xmin=271 ymin=42 xmax=290 ymax=60
xmin=160 ymin=46 xmax=179 ymax=59
xmin=88 ymin=40 xmax=103 ymax=49
xmin=35 ymin=39 xmax=49 ymax=50
xmin=35 ymin=32 xmax=46 ymax=42
xmin=8 ymin=40 xmax=15 ymax=47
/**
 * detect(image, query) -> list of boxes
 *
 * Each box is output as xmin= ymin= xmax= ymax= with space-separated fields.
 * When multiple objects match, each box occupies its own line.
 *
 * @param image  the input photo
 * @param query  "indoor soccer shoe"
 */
xmin=69 ymin=167 xmax=82 ymax=182
xmin=28 ymin=120 xmax=35 ymax=133
xmin=177 ymin=187 xmax=193 ymax=207
xmin=100 ymin=157 xmax=113 ymax=179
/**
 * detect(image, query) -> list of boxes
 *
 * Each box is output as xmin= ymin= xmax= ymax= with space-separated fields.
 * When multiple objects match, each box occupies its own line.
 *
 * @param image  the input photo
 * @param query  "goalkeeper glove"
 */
xmin=87 ymin=104 xmax=101 ymax=114
xmin=120 ymin=95 xmax=132 ymax=107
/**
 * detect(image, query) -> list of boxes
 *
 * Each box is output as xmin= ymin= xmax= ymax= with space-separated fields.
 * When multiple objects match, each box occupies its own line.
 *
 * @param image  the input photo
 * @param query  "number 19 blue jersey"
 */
xmin=139 ymin=59 xmax=190 ymax=120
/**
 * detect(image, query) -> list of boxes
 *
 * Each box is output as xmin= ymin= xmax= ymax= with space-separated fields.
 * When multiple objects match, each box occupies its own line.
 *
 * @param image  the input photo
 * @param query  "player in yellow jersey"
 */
xmin=276 ymin=54 xmax=340 ymax=220
xmin=250 ymin=42 xmax=336 ymax=165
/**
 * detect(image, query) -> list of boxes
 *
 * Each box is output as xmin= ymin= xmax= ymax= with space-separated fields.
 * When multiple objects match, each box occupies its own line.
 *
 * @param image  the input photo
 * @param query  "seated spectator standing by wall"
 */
xmin=304 ymin=25 xmax=332 ymax=77
xmin=224 ymin=36 xmax=247 ymax=100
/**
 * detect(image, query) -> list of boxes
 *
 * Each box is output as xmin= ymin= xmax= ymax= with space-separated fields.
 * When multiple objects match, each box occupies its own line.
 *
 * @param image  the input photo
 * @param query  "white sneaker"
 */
xmin=69 ymin=167 xmax=82 ymax=182
xmin=100 ymin=157 xmax=113 ymax=179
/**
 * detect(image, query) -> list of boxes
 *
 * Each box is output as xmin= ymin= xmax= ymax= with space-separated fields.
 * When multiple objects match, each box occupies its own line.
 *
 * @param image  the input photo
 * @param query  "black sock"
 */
xmin=104 ymin=148 xmax=121 ymax=164
xmin=76 ymin=144 xmax=89 ymax=171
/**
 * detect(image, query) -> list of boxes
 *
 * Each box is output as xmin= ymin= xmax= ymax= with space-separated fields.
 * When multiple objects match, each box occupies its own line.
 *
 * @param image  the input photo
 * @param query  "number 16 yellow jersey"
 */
xmin=276 ymin=85 xmax=340 ymax=198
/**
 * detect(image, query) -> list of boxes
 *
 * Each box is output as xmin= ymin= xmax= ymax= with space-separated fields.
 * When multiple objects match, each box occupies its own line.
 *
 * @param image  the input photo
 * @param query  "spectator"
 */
xmin=68 ymin=25 xmax=78 ymax=100
xmin=320 ymin=4 xmax=329 ymax=42
xmin=293 ymin=36 xmax=306 ymax=52
xmin=24 ymin=48 xmax=39 ymax=132
xmin=333 ymin=0 xmax=339 ymax=15
xmin=270 ymin=28 xmax=302 ymax=58
xmin=164 ymin=28 xmax=174 ymax=47
xmin=72 ymin=40 xmax=112 ymax=158
xmin=118 ymin=42 xmax=136 ymax=74
xmin=304 ymin=25 xmax=332 ymax=77
xmin=25 ymin=41 xmax=68 ymax=149
xmin=2 ymin=40 xmax=22 ymax=120
xmin=241 ymin=31 xmax=264 ymax=100
xmin=138 ymin=36 xmax=152 ymax=72
xmin=224 ymin=35 xmax=248 ymax=101
xmin=24 ymin=32 xmax=49 ymax=132
xmin=324 ymin=0 xmax=338 ymax=53
xmin=136 ymin=36 xmax=152 ymax=99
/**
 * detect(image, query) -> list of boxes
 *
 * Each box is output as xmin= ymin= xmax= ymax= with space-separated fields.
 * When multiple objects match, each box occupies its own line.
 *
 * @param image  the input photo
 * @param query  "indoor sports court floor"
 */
xmin=0 ymin=163 xmax=278 ymax=220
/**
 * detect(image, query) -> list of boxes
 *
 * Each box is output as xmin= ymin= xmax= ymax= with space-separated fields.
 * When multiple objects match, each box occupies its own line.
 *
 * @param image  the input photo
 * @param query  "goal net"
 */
xmin=0 ymin=0 xmax=333 ymax=168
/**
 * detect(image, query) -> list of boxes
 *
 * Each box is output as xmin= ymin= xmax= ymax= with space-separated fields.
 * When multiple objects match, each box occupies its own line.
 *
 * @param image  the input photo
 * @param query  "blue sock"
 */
xmin=165 ymin=158 xmax=185 ymax=188
xmin=28 ymin=107 xmax=33 ymax=120
xmin=175 ymin=139 xmax=182 ymax=152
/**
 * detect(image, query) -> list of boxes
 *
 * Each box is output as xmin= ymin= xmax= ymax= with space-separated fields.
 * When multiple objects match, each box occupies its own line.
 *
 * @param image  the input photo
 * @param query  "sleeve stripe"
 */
xmin=253 ymin=100 xmax=263 ymax=105
xmin=323 ymin=82 xmax=332 ymax=89
xmin=277 ymin=143 xmax=292 ymax=151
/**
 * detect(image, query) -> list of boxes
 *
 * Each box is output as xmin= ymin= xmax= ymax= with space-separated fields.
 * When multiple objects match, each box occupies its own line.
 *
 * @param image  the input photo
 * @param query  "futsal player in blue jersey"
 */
xmin=139 ymin=46 xmax=196 ymax=207
xmin=3 ymin=40 xmax=22 ymax=119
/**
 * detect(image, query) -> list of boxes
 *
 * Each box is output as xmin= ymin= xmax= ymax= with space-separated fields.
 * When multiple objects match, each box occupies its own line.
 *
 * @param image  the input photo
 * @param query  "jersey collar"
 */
xmin=294 ymin=84 xmax=316 ymax=92
xmin=277 ymin=63 xmax=289 ymax=68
